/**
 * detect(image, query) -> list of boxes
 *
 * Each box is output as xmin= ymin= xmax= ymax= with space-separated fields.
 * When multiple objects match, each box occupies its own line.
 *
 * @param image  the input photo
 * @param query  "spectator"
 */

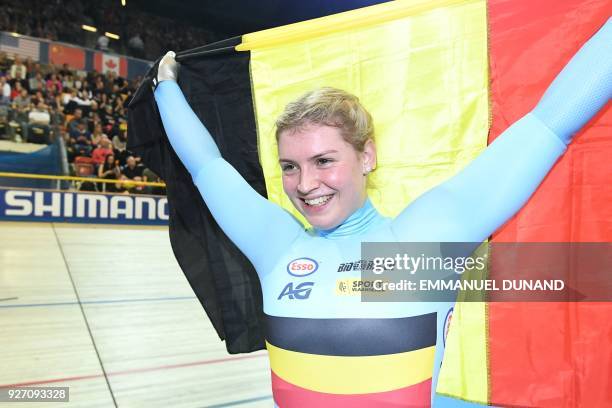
xmin=90 ymin=122 xmax=106 ymax=146
xmin=121 ymin=155 xmax=144 ymax=179
xmin=87 ymin=100 xmax=100 ymax=122
xmin=101 ymin=103 xmax=115 ymax=125
xmin=79 ymin=83 xmax=93 ymax=102
xmin=11 ymin=88 xmax=30 ymax=133
xmin=10 ymin=80 xmax=24 ymax=101
xmin=62 ymin=74 xmax=75 ymax=90
xmin=49 ymin=104 xmax=65 ymax=136
xmin=28 ymin=62 xmax=43 ymax=79
xmin=67 ymin=108 xmax=83 ymax=133
xmin=28 ymin=101 xmax=50 ymax=126
xmin=91 ymin=134 xmax=113 ymax=165
xmin=93 ymin=76 xmax=106 ymax=99
xmin=12 ymin=88 xmax=31 ymax=114
xmin=112 ymin=126 xmax=126 ymax=150
xmin=121 ymin=155 xmax=147 ymax=193
xmin=74 ymin=74 xmax=85 ymax=90
xmin=31 ymin=90 xmax=45 ymax=105
xmin=97 ymin=153 xmax=122 ymax=192
xmin=101 ymin=104 xmax=117 ymax=136
xmin=10 ymin=71 xmax=28 ymax=92
xmin=64 ymin=88 xmax=92 ymax=114
xmin=68 ymin=120 xmax=93 ymax=156
xmin=28 ymin=72 xmax=44 ymax=93
xmin=9 ymin=56 xmax=27 ymax=79
xmin=27 ymin=101 xmax=51 ymax=144
xmin=46 ymin=74 xmax=62 ymax=94
xmin=96 ymin=35 xmax=109 ymax=51
xmin=0 ymin=77 xmax=10 ymax=104
xmin=112 ymin=128 xmax=128 ymax=164
xmin=23 ymin=57 xmax=34 ymax=75
xmin=58 ymin=63 xmax=72 ymax=77
xmin=88 ymin=112 xmax=101 ymax=134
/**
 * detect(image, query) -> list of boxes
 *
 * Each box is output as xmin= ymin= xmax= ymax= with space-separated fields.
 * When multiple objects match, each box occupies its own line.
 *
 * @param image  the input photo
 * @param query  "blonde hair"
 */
xmin=275 ymin=87 xmax=374 ymax=152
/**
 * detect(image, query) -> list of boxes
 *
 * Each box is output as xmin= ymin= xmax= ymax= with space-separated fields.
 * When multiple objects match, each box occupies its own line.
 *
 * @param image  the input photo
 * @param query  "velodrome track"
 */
xmin=0 ymin=222 xmax=271 ymax=407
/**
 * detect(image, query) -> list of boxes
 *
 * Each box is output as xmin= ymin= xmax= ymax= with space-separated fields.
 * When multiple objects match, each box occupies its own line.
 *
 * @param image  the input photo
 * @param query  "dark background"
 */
xmin=131 ymin=0 xmax=390 ymax=39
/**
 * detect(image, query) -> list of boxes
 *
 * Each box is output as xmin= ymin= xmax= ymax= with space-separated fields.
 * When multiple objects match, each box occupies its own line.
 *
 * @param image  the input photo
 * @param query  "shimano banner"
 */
xmin=0 ymin=188 xmax=168 ymax=225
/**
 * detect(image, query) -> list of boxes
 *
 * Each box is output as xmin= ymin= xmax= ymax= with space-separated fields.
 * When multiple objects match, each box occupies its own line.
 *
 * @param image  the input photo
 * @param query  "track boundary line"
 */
xmin=0 ymin=295 xmax=196 ymax=309
xmin=51 ymin=223 xmax=118 ymax=407
xmin=206 ymin=394 xmax=273 ymax=407
xmin=0 ymin=353 xmax=267 ymax=388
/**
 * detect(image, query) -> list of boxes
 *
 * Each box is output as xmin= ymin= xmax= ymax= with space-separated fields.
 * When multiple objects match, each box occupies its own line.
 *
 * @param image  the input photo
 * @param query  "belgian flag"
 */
xmin=128 ymin=0 xmax=489 ymax=354
xmin=128 ymin=0 xmax=611 ymax=406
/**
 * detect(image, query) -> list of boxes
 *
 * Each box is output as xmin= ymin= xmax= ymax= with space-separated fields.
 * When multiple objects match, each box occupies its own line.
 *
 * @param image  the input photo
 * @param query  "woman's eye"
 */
xmin=317 ymin=158 xmax=332 ymax=166
xmin=281 ymin=163 xmax=296 ymax=172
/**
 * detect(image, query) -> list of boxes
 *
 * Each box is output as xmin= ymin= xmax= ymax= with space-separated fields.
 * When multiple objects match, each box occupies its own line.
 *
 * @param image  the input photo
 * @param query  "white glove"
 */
xmin=157 ymin=51 xmax=178 ymax=83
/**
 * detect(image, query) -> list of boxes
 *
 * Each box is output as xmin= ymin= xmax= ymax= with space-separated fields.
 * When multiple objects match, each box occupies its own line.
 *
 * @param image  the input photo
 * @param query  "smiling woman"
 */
xmin=276 ymin=88 xmax=376 ymax=231
xmin=152 ymin=16 xmax=611 ymax=407
xmin=278 ymin=127 xmax=374 ymax=230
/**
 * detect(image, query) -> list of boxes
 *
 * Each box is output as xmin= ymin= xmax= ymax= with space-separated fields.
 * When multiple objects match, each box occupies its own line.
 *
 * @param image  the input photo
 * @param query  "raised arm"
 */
xmin=154 ymin=52 xmax=303 ymax=274
xmin=392 ymin=19 xmax=611 ymax=242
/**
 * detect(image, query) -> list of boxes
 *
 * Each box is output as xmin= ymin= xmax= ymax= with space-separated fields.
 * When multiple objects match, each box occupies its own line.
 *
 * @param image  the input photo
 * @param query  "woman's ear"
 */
xmin=362 ymin=138 xmax=377 ymax=174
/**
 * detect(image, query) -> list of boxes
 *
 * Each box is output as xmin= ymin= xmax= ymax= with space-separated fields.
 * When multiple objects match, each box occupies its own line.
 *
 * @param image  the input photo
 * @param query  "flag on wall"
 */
xmin=49 ymin=44 xmax=85 ymax=69
xmin=0 ymin=33 xmax=40 ymax=61
xmin=0 ymin=32 xmax=151 ymax=79
xmin=93 ymin=52 xmax=127 ymax=76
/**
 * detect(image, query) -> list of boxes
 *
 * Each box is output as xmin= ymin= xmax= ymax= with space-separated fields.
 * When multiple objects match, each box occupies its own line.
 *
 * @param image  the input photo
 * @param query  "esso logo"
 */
xmin=287 ymin=258 xmax=318 ymax=277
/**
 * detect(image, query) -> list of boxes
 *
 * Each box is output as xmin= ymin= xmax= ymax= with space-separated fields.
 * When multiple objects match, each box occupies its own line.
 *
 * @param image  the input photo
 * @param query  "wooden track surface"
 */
xmin=0 ymin=222 xmax=272 ymax=407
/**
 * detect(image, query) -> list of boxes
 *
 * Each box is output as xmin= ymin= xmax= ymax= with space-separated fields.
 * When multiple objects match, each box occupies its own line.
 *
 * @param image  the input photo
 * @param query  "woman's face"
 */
xmin=278 ymin=123 xmax=375 ymax=230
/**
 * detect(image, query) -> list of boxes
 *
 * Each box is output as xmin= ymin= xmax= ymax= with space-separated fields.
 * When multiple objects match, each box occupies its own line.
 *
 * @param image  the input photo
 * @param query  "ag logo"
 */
xmin=277 ymin=282 xmax=314 ymax=300
xmin=443 ymin=307 xmax=453 ymax=347
xmin=287 ymin=257 xmax=318 ymax=277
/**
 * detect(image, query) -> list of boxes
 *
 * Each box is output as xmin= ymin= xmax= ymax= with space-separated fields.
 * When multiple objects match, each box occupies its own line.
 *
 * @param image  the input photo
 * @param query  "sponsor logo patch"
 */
xmin=287 ymin=257 xmax=318 ymax=277
xmin=337 ymin=260 xmax=375 ymax=272
xmin=335 ymin=279 xmax=387 ymax=296
xmin=277 ymin=282 xmax=315 ymax=300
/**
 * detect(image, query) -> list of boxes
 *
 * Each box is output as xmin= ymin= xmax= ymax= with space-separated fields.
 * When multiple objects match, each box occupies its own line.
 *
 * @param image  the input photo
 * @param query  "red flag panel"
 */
xmin=48 ymin=44 xmax=85 ymax=70
xmin=488 ymin=0 xmax=612 ymax=406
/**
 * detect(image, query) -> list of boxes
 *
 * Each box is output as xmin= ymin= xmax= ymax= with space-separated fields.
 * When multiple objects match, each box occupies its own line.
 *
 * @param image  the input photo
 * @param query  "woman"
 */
xmin=98 ymin=153 xmax=122 ymax=193
xmin=154 ymin=19 xmax=610 ymax=408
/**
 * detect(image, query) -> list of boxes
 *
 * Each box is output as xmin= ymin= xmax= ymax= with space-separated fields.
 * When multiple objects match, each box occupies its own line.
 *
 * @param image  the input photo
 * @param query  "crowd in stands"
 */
xmin=0 ymin=52 xmax=166 ymax=196
xmin=0 ymin=0 xmax=216 ymax=60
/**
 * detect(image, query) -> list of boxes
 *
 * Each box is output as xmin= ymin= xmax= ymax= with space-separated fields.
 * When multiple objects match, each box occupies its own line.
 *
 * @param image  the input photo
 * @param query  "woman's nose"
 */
xmin=297 ymin=168 xmax=319 ymax=195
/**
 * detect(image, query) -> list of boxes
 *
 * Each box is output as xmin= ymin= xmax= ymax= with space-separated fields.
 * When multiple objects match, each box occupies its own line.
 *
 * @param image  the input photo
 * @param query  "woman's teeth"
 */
xmin=304 ymin=195 xmax=333 ymax=206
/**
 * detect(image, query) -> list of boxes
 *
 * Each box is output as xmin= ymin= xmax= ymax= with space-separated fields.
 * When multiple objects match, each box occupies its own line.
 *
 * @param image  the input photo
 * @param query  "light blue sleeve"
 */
xmin=392 ymin=18 xmax=611 ymax=243
xmin=154 ymin=81 xmax=304 ymax=274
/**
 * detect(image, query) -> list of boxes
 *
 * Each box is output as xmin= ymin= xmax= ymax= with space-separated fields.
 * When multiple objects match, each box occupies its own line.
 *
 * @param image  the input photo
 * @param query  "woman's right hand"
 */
xmin=158 ymin=51 xmax=178 ymax=83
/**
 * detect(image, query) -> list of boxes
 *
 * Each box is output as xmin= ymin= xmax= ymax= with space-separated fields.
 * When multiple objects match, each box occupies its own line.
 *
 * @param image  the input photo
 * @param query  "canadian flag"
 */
xmin=94 ymin=52 xmax=127 ymax=77
xmin=102 ymin=53 xmax=119 ymax=75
